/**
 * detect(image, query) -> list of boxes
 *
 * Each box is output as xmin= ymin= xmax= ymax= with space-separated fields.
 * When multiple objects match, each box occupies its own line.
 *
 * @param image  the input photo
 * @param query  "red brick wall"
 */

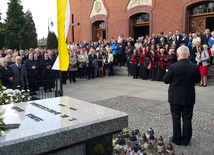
xmin=68 ymin=0 xmax=212 ymax=42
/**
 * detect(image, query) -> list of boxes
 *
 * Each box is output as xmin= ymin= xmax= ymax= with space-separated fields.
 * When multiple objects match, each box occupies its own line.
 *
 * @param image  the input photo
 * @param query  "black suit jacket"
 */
xmin=9 ymin=64 xmax=28 ymax=89
xmin=201 ymin=34 xmax=211 ymax=46
xmin=0 ymin=66 xmax=13 ymax=88
xmin=88 ymin=54 xmax=97 ymax=67
xmin=163 ymin=59 xmax=200 ymax=106
xmin=176 ymin=35 xmax=183 ymax=46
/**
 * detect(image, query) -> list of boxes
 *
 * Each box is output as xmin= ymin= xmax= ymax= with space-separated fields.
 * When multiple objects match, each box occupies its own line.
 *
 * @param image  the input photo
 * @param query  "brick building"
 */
xmin=68 ymin=0 xmax=214 ymax=42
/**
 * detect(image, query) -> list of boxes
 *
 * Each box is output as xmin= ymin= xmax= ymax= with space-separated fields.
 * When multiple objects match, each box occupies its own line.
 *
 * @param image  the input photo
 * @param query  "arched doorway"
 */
xmin=189 ymin=2 xmax=214 ymax=33
xmin=92 ymin=21 xmax=106 ymax=41
xmin=129 ymin=13 xmax=150 ymax=39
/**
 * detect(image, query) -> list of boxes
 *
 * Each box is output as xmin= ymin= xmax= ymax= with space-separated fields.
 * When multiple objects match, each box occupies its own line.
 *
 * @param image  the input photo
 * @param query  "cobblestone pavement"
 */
xmin=63 ymin=67 xmax=214 ymax=155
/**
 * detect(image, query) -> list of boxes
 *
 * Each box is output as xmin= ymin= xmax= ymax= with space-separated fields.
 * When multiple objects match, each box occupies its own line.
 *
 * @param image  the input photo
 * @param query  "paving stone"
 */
xmin=63 ymin=68 xmax=214 ymax=155
xmin=93 ymin=96 xmax=214 ymax=155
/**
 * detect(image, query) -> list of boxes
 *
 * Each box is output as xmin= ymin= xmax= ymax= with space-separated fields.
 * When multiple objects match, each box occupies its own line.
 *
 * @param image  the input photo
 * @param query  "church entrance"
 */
xmin=129 ymin=13 xmax=150 ymax=39
xmin=189 ymin=2 xmax=214 ymax=33
xmin=92 ymin=21 xmax=106 ymax=41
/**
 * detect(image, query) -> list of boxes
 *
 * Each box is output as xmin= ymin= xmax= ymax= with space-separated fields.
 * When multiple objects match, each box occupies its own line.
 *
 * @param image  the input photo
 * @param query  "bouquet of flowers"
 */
xmin=0 ymin=82 xmax=31 ymax=105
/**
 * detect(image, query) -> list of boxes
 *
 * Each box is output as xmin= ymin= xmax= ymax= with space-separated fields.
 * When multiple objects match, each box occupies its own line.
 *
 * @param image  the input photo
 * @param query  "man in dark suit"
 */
xmin=118 ymin=39 xmax=126 ymax=66
xmin=88 ymin=48 xmax=97 ymax=79
xmin=175 ymin=30 xmax=183 ymax=48
xmin=201 ymin=29 xmax=211 ymax=46
xmin=0 ymin=58 xmax=13 ymax=89
xmin=9 ymin=56 xmax=28 ymax=90
xmin=163 ymin=46 xmax=200 ymax=146
xmin=181 ymin=32 xmax=189 ymax=46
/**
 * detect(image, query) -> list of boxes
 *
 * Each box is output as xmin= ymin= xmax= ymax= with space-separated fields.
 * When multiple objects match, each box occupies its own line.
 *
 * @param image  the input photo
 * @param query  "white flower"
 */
xmin=0 ymin=131 xmax=6 ymax=136
xmin=4 ymin=89 xmax=14 ymax=94
xmin=21 ymin=90 xmax=25 ymax=93
xmin=5 ymin=100 xmax=9 ymax=103
xmin=14 ymin=99 xmax=18 ymax=102
xmin=21 ymin=95 xmax=25 ymax=99
xmin=0 ymin=108 xmax=6 ymax=115
xmin=13 ymin=89 xmax=20 ymax=95
xmin=10 ymin=97 xmax=14 ymax=101
xmin=8 ymin=94 xmax=13 ymax=97
xmin=26 ymin=89 xmax=30 ymax=92
xmin=27 ymin=97 xmax=31 ymax=101
xmin=2 ymin=86 xmax=7 ymax=90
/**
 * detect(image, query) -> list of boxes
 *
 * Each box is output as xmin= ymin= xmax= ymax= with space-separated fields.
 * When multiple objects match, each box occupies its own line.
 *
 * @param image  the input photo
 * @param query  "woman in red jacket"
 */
xmin=132 ymin=49 xmax=138 ymax=79
xmin=139 ymin=47 xmax=148 ymax=79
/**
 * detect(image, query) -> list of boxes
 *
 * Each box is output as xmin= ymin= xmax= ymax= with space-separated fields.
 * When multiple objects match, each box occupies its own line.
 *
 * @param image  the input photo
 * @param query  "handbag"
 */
xmin=203 ymin=51 xmax=211 ymax=63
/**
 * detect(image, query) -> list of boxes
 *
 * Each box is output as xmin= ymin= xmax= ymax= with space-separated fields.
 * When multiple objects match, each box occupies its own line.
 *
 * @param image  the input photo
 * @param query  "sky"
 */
xmin=0 ymin=0 xmax=58 ymax=39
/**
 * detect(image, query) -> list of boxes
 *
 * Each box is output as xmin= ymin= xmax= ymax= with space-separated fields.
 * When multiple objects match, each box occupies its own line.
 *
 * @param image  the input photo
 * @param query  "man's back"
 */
xmin=163 ymin=59 xmax=200 ymax=105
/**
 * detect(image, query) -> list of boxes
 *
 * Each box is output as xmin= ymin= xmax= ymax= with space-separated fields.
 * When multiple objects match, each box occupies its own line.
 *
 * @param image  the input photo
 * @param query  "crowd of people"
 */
xmin=0 ymin=29 xmax=214 ymax=95
xmin=0 ymin=48 xmax=57 ymax=95
xmin=67 ymin=29 xmax=213 ymax=87
xmin=125 ymin=29 xmax=214 ymax=87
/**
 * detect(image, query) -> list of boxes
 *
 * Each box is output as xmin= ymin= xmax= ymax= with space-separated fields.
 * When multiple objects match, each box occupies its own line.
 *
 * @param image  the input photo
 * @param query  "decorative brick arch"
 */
xmin=125 ymin=0 xmax=156 ymax=37
xmin=182 ymin=0 xmax=214 ymax=33
xmin=126 ymin=6 xmax=152 ymax=38
xmin=90 ymin=15 xmax=108 ymax=41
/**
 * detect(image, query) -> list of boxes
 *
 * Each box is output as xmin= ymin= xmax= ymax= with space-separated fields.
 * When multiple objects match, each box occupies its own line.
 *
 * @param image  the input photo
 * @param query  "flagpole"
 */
xmin=59 ymin=71 xmax=63 ymax=96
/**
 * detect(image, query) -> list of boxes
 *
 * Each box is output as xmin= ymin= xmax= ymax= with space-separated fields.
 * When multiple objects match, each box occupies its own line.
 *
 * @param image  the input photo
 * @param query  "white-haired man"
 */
xmin=9 ymin=56 xmax=28 ymax=90
xmin=163 ymin=46 xmax=200 ymax=146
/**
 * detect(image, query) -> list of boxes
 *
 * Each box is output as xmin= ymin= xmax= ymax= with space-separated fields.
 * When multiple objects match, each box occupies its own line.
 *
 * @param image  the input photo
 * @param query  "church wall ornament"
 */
xmin=127 ymin=0 xmax=152 ymax=10
xmin=90 ymin=0 xmax=107 ymax=18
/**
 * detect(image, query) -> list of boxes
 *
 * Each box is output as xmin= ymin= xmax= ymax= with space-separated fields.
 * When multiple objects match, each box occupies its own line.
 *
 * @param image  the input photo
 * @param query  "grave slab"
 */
xmin=0 ymin=96 xmax=128 ymax=155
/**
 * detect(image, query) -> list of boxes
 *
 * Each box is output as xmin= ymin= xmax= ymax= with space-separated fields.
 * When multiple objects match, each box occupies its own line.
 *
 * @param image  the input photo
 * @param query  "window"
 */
xmin=98 ymin=22 xmax=106 ymax=29
xmin=192 ymin=3 xmax=214 ymax=15
xmin=134 ymin=13 xmax=149 ymax=23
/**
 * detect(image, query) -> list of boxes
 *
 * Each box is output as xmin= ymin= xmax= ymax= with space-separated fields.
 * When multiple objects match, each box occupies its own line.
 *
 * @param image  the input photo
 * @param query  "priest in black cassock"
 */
xmin=25 ymin=53 xmax=39 ymax=95
xmin=40 ymin=52 xmax=54 ymax=92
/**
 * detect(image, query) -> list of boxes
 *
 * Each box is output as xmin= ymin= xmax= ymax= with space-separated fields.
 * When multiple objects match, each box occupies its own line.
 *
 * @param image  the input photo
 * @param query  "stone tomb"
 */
xmin=0 ymin=96 xmax=128 ymax=155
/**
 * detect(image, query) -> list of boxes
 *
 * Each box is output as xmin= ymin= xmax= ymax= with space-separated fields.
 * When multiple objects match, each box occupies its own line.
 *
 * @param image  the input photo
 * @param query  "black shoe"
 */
xmin=73 ymin=80 xmax=76 ymax=83
xmin=199 ymin=84 xmax=203 ymax=87
xmin=183 ymin=143 xmax=189 ymax=146
xmin=203 ymin=84 xmax=207 ymax=87
xmin=45 ymin=90 xmax=48 ymax=92
xmin=169 ymin=137 xmax=182 ymax=145
xmin=49 ymin=89 xmax=52 ymax=92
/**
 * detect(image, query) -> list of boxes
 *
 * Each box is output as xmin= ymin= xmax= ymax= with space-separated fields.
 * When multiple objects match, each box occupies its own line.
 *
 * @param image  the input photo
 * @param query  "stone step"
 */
xmin=208 ymin=65 xmax=214 ymax=79
xmin=114 ymin=65 xmax=214 ymax=79
xmin=114 ymin=66 xmax=129 ymax=76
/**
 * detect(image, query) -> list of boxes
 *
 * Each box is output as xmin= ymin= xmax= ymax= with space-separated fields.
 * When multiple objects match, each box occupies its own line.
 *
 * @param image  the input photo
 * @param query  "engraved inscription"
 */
xmin=69 ymin=118 xmax=77 ymax=121
xmin=69 ymin=107 xmax=77 ymax=111
xmin=30 ymin=102 xmax=61 ymax=115
xmin=59 ymin=104 xmax=66 ymax=107
xmin=61 ymin=114 xmax=69 ymax=118
xmin=26 ymin=113 xmax=43 ymax=122
xmin=11 ymin=106 xmax=25 ymax=112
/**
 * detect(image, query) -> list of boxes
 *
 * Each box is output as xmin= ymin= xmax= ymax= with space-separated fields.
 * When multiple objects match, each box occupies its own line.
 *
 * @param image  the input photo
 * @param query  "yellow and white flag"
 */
xmin=52 ymin=0 xmax=70 ymax=71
